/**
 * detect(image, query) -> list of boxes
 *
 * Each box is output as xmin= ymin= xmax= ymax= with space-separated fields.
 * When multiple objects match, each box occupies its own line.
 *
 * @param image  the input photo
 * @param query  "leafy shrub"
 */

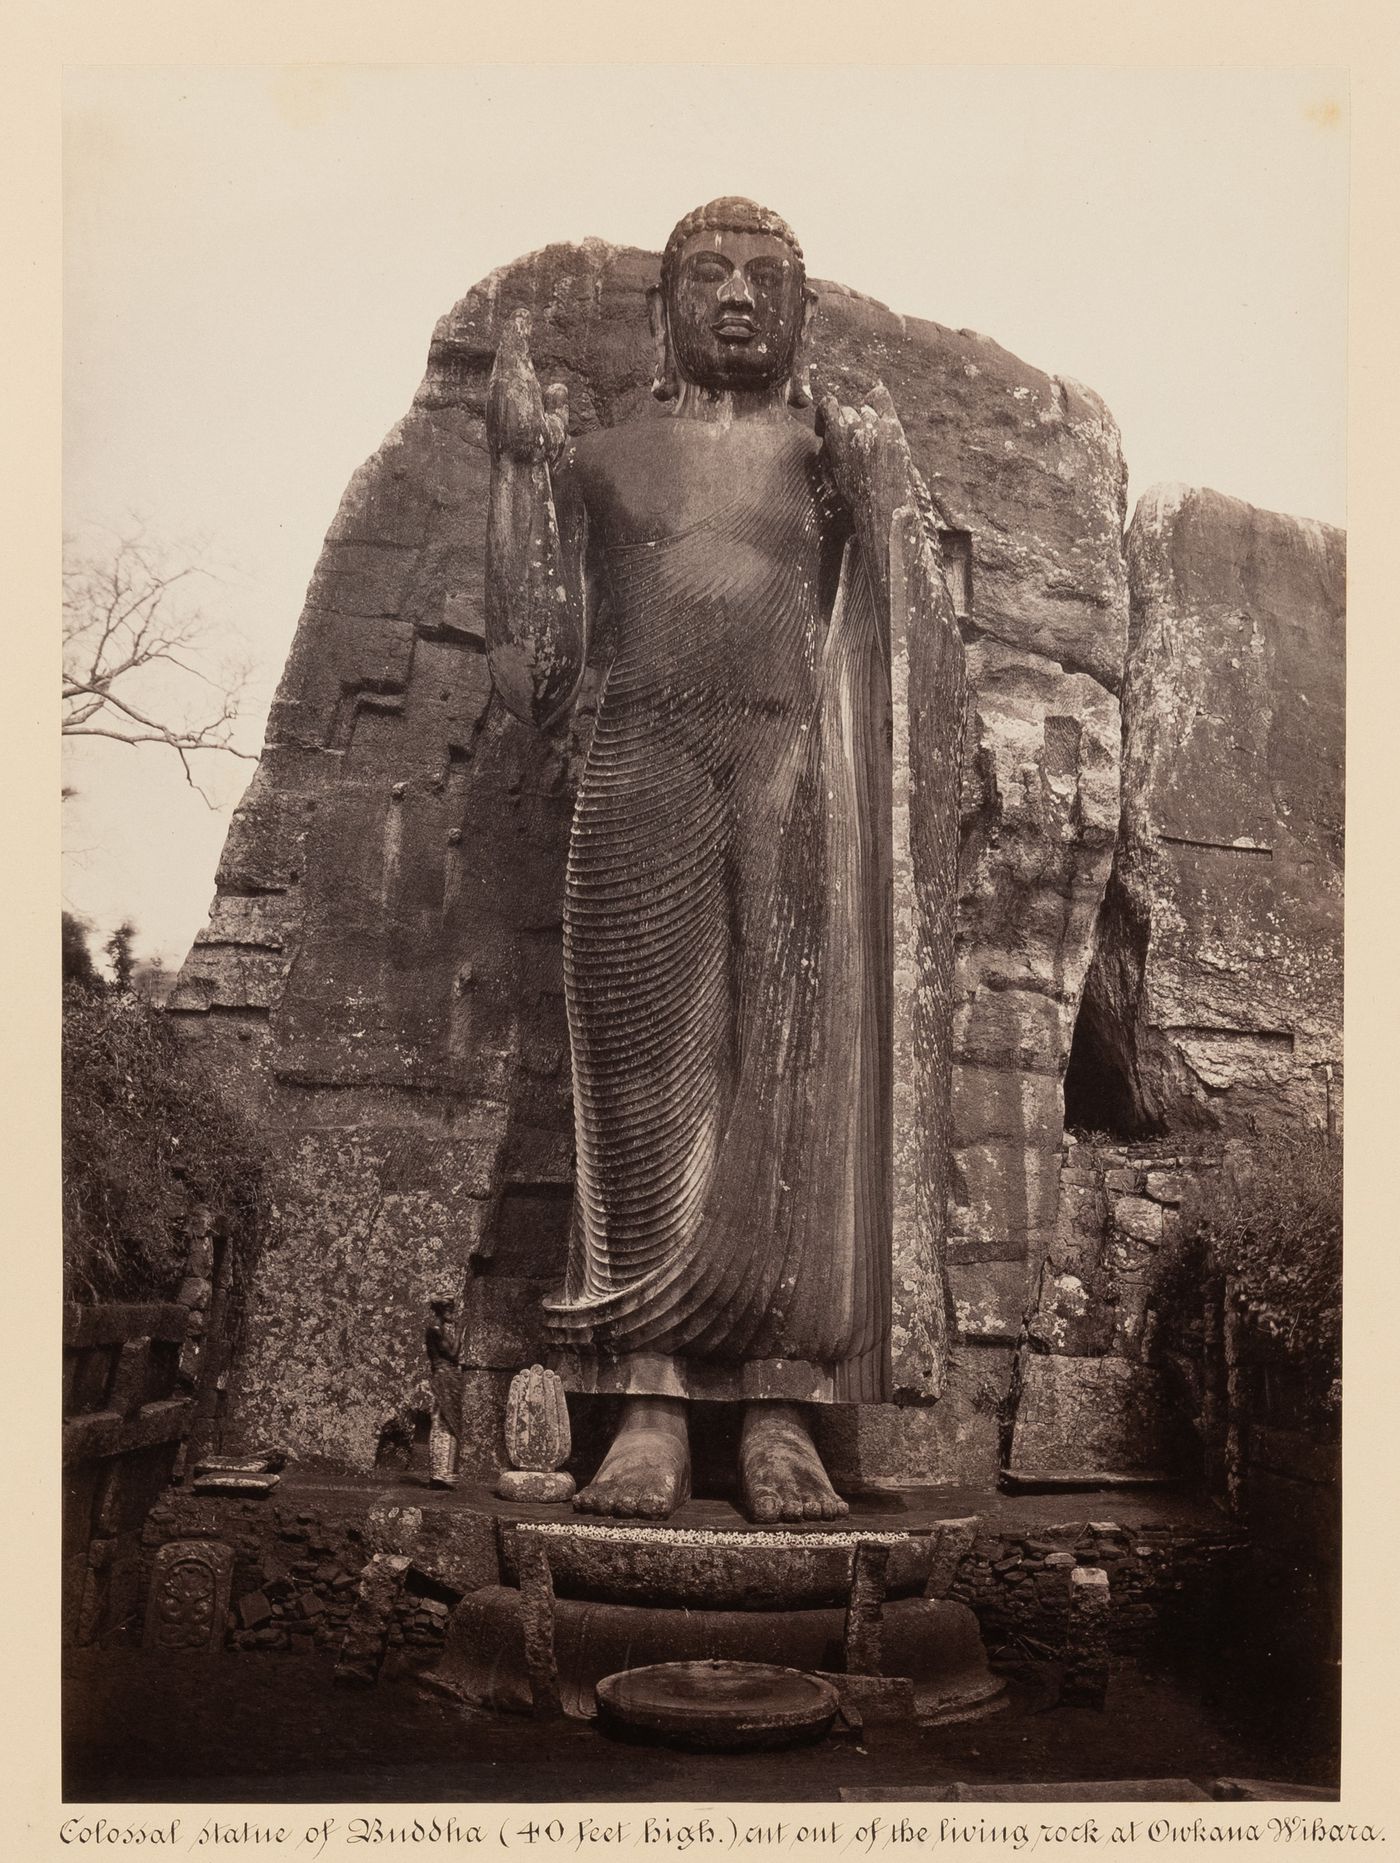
xmin=1180 ymin=1130 xmax=1342 ymax=1391
xmin=62 ymin=983 xmax=263 ymax=1303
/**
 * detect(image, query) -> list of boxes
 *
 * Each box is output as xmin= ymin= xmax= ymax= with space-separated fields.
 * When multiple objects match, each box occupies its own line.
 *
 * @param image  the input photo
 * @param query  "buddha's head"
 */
xmin=650 ymin=197 xmax=817 ymax=405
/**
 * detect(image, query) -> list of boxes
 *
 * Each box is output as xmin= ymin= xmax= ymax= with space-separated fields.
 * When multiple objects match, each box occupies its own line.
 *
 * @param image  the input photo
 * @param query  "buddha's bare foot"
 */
xmin=574 ymin=1397 xmax=691 ymax=1520
xmin=740 ymin=1402 xmax=850 ymax=1523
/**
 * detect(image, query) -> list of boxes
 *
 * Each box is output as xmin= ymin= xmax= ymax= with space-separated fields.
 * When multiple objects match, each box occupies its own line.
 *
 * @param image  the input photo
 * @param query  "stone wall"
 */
xmin=1007 ymin=1129 xmax=1341 ymax=1528
xmin=139 ymin=1486 xmax=1243 ymax=1675
xmin=63 ymin=1201 xmax=243 ymax=1645
xmin=142 ymin=1490 xmax=495 ymax=1657
xmin=170 ymin=239 xmax=1128 ymax=1481
xmin=1014 ymin=484 xmax=1346 ymax=1481
xmin=1007 ymin=1136 xmax=1216 ymax=1483
xmin=64 ymin=1303 xmax=197 ymax=1645
xmin=948 ymin=1517 xmax=1246 ymax=1663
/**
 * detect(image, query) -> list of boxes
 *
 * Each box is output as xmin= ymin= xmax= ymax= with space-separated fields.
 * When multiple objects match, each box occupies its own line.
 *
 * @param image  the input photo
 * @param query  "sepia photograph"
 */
xmin=55 ymin=55 xmax=1350 ymax=1820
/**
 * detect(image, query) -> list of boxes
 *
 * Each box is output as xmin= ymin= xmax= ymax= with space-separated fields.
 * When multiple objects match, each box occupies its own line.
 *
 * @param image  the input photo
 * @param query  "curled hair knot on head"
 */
xmin=659 ymin=197 xmax=806 ymax=300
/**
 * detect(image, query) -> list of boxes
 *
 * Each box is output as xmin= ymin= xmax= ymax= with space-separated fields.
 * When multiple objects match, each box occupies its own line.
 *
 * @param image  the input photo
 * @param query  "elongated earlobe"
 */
xmin=786 ymin=285 xmax=818 ymax=407
xmin=647 ymin=285 xmax=679 ymax=402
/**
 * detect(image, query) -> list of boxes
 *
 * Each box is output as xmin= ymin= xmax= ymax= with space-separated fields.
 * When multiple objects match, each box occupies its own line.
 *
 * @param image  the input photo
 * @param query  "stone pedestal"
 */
xmin=430 ymin=1585 xmax=1002 ymax=1725
xmin=428 ymin=1516 xmax=1004 ymax=1726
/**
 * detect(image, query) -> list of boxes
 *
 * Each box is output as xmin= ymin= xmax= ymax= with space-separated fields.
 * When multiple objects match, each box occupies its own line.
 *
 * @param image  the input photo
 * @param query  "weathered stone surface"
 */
xmin=63 ymin=1398 xmax=193 ymax=1466
xmin=363 ymin=1502 xmax=423 ymax=1555
xmin=1017 ymin=1137 xmax=1225 ymax=1465
xmin=1006 ymin=1355 xmax=1185 ymax=1481
xmin=453 ymin=1368 xmax=517 ymax=1485
xmin=504 ymin=1364 xmax=570 ymax=1471
xmin=222 ymin=1123 xmax=495 ymax=1470
xmin=364 ymin=1498 xmax=499 ymax=1595
xmin=192 ymin=1450 xmax=289 ymax=1476
xmin=499 ymin=1521 xmax=930 ymax=1611
xmin=1063 ymin=1563 xmax=1112 ymax=1707
xmin=174 ymin=237 xmax=1128 ymax=1476
xmin=515 ymin=1532 xmax=564 ymax=1717
xmin=947 ymin=1259 xmax=1034 ymax=1343
xmin=64 ymin=1303 xmax=190 ymax=1348
xmin=953 ymin=646 xmax=1122 ymax=1291
xmin=433 ymin=1586 xmax=1000 ymax=1723
xmin=334 ymin=1552 xmax=410 ymax=1687
xmin=889 ymin=502 xmax=968 ymax=1400
xmin=1025 ymin=1266 xmax=1110 ymax=1357
xmin=235 ymin=1588 xmax=273 ymax=1630
xmin=922 ymin=1518 xmax=981 ymax=1600
xmin=843 ymin=1542 xmax=890 ymax=1675
xmin=816 ymin=1349 xmax=1014 ymax=1486
xmin=1113 ymin=1195 xmax=1165 ymax=1245
xmin=596 ymin=1660 xmax=839 ymax=1751
xmin=1143 ymin=1169 xmax=1189 ymax=1205
xmin=946 ymin=1135 xmax=1061 ymax=1285
xmin=1077 ymin=484 xmax=1343 ymax=1135
xmin=142 ymin=1539 xmax=235 ymax=1650
xmin=461 ymin=1278 xmax=557 ymax=1370
xmin=812 ymin=1671 xmax=916 ymax=1725
xmin=63 ymin=1411 xmax=123 ymax=1463
xmin=190 ymin=1471 xmax=280 ymax=1497
xmin=495 ymin=1469 xmax=575 ymax=1504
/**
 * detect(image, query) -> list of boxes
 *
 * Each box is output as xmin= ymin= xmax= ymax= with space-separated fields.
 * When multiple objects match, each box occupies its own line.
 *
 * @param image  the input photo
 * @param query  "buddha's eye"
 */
xmin=748 ymin=260 xmax=785 ymax=289
xmin=688 ymin=255 xmax=729 ymax=283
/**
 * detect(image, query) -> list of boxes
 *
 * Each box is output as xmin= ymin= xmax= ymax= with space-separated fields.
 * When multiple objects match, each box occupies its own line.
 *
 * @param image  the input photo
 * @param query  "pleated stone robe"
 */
xmin=544 ymin=423 xmax=894 ymax=1405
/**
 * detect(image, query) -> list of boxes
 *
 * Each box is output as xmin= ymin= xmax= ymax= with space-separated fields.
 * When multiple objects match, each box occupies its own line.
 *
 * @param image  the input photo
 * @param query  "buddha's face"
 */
xmin=666 ymin=226 xmax=807 ymax=392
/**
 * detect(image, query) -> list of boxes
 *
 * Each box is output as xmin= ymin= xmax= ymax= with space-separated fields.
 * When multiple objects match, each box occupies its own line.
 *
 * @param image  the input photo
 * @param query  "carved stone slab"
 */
xmin=503 ymin=1364 xmax=570 ymax=1472
xmin=143 ymin=1539 xmax=234 ymax=1651
xmin=596 ymin=1659 xmax=839 ymax=1751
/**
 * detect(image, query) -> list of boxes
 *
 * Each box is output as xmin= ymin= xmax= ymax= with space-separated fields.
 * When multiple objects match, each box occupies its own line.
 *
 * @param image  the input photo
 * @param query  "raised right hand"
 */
xmin=487 ymin=309 xmax=569 ymax=466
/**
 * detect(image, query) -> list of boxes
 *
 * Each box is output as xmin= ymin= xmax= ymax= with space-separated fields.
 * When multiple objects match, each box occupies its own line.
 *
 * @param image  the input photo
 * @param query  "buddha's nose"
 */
xmin=717 ymin=269 xmax=754 ymax=307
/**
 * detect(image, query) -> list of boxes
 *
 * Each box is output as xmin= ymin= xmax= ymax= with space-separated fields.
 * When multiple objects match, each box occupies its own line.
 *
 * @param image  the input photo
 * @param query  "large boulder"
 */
xmin=1074 ymin=484 xmax=1344 ymax=1137
xmin=171 ymin=238 xmax=1127 ymax=1476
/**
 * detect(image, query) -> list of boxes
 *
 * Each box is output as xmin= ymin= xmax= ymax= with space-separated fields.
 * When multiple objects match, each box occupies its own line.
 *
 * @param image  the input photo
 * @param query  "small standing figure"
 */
xmin=425 ymin=1296 xmax=465 ymax=1489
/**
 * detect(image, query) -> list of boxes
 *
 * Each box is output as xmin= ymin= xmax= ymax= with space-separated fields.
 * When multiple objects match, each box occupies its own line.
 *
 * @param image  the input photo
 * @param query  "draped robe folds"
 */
xmin=544 ymin=432 xmax=894 ymax=1405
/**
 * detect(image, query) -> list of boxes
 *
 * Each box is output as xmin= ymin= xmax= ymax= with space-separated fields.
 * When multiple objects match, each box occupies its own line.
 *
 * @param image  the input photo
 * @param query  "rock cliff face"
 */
xmin=171 ymin=239 xmax=1128 ymax=1477
xmin=1011 ymin=487 xmax=1345 ymax=1483
xmin=1072 ymin=485 xmax=1344 ymax=1138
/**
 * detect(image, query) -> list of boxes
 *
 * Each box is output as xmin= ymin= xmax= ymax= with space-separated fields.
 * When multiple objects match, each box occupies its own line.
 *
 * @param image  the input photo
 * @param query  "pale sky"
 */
xmin=62 ymin=65 xmax=1348 ymax=966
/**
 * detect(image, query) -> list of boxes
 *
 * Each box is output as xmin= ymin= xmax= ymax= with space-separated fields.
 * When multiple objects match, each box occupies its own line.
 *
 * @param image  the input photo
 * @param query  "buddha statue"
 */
xmin=485 ymin=198 xmax=948 ymax=1522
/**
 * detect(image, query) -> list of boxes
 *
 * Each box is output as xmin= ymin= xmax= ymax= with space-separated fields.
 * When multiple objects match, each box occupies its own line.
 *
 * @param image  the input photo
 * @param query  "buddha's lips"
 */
xmin=713 ymin=316 xmax=757 ymax=340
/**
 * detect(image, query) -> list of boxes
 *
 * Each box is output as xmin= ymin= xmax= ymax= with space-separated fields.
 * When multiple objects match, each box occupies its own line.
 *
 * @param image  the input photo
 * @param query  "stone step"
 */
xmin=428 ymin=1586 xmax=1005 ymax=1726
xmin=497 ymin=1517 xmax=976 ymax=1610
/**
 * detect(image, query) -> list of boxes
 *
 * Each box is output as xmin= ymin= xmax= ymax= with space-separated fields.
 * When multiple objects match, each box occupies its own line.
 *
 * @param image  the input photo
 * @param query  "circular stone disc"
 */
xmin=595 ymin=1660 xmax=839 ymax=1751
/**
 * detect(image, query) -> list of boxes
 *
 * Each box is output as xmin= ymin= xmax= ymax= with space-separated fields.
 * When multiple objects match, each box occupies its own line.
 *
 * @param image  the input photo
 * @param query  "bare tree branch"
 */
xmin=63 ymin=526 xmax=257 ymax=808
